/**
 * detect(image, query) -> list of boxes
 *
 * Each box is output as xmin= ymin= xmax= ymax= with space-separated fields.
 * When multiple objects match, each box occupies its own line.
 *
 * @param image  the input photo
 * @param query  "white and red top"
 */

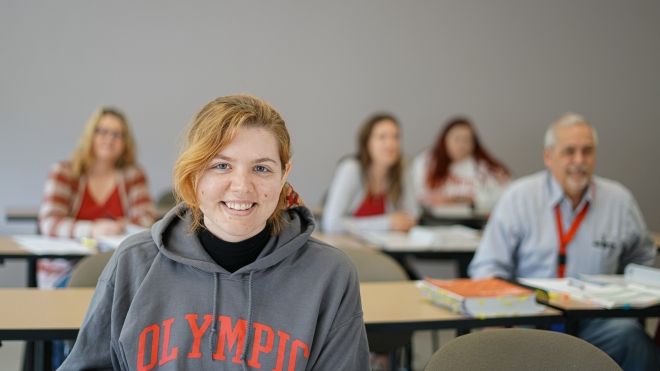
xmin=38 ymin=161 xmax=156 ymax=238
xmin=411 ymin=151 xmax=510 ymax=211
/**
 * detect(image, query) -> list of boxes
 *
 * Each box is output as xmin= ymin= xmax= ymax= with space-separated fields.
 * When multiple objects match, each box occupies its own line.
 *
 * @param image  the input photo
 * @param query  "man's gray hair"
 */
xmin=544 ymin=113 xmax=599 ymax=148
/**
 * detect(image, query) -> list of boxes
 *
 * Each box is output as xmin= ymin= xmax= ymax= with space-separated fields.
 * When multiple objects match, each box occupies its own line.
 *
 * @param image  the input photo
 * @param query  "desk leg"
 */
xmin=34 ymin=341 xmax=44 ymax=371
xmin=27 ymin=258 xmax=38 ymax=288
xmin=566 ymin=318 xmax=580 ymax=336
xmin=405 ymin=341 xmax=412 ymax=371
xmin=24 ymin=259 xmax=46 ymax=371
xmin=390 ymin=254 xmax=421 ymax=280
xmin=456 ymin=255 xmax=471 ymax=278
xmin=22 ymin=342 xmax=34 ymax=371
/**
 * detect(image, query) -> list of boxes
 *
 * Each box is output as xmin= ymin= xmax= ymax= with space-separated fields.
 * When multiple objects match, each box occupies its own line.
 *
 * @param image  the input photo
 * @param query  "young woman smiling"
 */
xmin=61 ymin=95 xmax=370 ymax=370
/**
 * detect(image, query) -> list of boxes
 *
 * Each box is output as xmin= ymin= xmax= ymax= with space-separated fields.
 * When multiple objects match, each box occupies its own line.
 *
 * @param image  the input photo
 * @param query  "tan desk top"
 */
xmin=0 ymin=288 xmax=93 ymax=332
xmin=361 ymin=281 xmax=464 ymax=324
xmin=653 ymin=232 xmax=660 ymax=248
xmin=0 ymin=282 xmax=562 ymax=340
xmin=541 ymin=293 xmax=660 ymax=314
xmin=0 ymin=235 xmax=32 ymax=256
xmin=360 ymin=281 xmax=561 ymax=328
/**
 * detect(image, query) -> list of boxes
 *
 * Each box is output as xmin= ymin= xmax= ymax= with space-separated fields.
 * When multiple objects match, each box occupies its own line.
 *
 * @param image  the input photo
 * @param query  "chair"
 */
xmin=342 ymin=246 xmax=408 ymax=283
xmin=68 ymin=251 xmax=114 ymax=287
xmin=341 ymin=247 xmax=412 ymax=369
xmin=52 ymin=251 xmax=115 ymax=368
xmin=156 ymin=189 xmax=177 ymax=210
xmin=424 ymin=328 xmax=622 ymax=371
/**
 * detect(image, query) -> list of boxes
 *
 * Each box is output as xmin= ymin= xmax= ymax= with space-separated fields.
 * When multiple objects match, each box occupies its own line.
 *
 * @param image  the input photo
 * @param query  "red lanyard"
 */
xmin=554 ymin=202 xmax=590 ymax=277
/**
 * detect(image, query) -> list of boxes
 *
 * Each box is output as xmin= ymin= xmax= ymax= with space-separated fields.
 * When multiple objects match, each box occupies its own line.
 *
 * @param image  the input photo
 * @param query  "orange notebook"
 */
xmin=426 ymin=278 xmax=533 ymax=297
xmin=417 ymin=278 xmax=542 ymax=318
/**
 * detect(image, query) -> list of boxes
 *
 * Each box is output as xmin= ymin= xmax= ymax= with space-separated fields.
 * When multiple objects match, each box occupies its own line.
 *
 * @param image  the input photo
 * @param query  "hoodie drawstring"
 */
xmin=209 ymin=273 xmax=219 ymax=357
xmin=240 ymin=271 xmax=255 ymax=371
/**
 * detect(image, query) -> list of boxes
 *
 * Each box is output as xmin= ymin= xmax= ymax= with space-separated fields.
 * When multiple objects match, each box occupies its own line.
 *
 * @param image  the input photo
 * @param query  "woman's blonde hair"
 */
xmin=70 ymin=107 xmax=136 ymax=177
xmin=174 ymin=94 xmax=292 ymax=234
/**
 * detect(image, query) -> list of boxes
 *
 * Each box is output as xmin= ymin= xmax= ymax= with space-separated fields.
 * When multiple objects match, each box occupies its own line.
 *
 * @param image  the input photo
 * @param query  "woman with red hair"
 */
xmin=412 ymin=117 xmax=510 ymax=215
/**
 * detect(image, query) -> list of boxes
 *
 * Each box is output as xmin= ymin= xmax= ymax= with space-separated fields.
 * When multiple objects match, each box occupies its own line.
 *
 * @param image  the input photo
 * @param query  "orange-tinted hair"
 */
xmin=174 ymin=94 xmax=291 ymax=233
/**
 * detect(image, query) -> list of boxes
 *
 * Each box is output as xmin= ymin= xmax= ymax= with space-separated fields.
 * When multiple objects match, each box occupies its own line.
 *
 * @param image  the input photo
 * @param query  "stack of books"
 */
xmin=417 ymin=277 xmax=544 ymax=318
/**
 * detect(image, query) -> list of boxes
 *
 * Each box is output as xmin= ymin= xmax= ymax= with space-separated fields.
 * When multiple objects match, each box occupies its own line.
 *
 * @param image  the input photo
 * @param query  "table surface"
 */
xmin=360 ymin=281 xmax=560 ymax=328
xmin=0 ymin=235 xmax=35 ymax=256
xmin=0 ymin=288 xmax=93 ymax=332
xmin=0 ymin=282 xmax=563 ymax=339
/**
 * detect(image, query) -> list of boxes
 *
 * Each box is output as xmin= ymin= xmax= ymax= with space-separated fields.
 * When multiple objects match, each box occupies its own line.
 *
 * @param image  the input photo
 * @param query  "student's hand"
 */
xmin=91 ymin=218 xmax=126 ymax=237
xmin=390 ymin=212 xmax=415 ymax=232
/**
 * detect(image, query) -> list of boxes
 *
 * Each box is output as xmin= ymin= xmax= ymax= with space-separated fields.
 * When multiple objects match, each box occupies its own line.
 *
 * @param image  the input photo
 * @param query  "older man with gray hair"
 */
xmin=469 ymin=113 xmax=659 ymax=370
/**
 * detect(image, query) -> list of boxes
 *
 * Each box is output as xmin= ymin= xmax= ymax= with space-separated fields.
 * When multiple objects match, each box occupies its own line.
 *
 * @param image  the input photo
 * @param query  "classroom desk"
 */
xmin=360 ymin=281 xmax=562 ymax=332
xmin=0 ymin=288 xmax=93 ymax=341
xmin=0 ymin=284 xmax=561 ymax=339
xmin=0 ymin=288 xmax=94 ymax=371
xmin=4 ymin=207 xmax=41 ymax=223
xmin=313 ymin=232 xmax=478 ymax=278
xmin=418 ymin=207 xmax=490 ymax=230
xmin=5 ymin=206 xmax=171 ymax=223
xmin=537 ymin=294 xmax=660 ymax=335
xmin=0 ymin=236 xmax=90 ymax=287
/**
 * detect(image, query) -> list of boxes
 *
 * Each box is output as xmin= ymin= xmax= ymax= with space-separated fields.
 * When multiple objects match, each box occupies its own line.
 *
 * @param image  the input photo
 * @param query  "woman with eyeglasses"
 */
xmin=37 ymin=107 xmax=156 ymax=286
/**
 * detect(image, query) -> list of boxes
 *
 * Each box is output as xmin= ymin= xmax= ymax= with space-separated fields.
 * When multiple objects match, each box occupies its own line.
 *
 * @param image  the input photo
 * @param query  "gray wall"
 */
xmin=2 ymin=0 xmax=659 ymax=231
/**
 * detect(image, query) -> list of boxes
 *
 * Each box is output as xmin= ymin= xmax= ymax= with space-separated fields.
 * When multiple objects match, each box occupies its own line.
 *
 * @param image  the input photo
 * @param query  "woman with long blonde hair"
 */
xmin=38 ymin=107 xmax=155 ymax=239
xmin=37 ymin=107 xmax=155 ymax=290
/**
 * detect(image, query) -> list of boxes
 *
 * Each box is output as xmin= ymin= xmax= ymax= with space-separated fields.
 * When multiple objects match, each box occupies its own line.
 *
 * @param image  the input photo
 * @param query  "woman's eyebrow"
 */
xmin=252 ymin=157 xmax=278 ymax=164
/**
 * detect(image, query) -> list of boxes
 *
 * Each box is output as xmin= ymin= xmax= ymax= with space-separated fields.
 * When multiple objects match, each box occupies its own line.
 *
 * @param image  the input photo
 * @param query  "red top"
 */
xmin=75 ymin=185 xmax=125 ymax=221
xmin=353 ymin=193 xmax=386 ymax=217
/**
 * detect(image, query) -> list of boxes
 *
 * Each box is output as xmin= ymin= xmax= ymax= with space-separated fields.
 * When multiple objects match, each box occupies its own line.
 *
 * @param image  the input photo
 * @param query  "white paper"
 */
xmin=519 ymin=277 xmax=660 ymax=309
xmin=96 ymin=224 xmax=148 ymax=251
xmin=12 ymin=235 xmax=94 ymax=255
xmin=354 ymin=225 xmax=480 ymax=252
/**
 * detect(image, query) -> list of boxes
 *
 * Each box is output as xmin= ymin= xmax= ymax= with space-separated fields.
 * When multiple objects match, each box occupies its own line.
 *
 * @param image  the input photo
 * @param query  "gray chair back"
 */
xmin=68 ymin=251 xmax=114 ymax=287
xmin=341 ymin=247 xmax=412 ymax=354
xmin=341 ymin=247 xmax=408 ymax=282
xmin=424 ymin=328 xmax=622 ymax=371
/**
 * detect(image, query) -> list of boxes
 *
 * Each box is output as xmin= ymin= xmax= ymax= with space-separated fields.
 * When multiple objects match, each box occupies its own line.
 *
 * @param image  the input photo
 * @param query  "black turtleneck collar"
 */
xmin=197 ymin=226 xmax=271 ymax=273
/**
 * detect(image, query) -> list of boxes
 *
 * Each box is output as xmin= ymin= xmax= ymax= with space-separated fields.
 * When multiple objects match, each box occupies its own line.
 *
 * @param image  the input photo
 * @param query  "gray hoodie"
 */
xmin=59 ymin=205 xmax=370 ymax=370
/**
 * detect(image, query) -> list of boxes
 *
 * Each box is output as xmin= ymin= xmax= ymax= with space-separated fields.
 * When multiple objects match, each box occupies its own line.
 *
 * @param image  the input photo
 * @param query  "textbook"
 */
xmin=417 ymin=278 xmax=544 ymax=318
xmin=518 ymin=264 xmax=660 ymax=309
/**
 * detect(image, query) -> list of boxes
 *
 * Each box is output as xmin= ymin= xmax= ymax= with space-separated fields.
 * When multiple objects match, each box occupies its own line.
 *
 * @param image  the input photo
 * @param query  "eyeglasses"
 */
xmin=95 ymin=127 xmax=124 ymax=140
